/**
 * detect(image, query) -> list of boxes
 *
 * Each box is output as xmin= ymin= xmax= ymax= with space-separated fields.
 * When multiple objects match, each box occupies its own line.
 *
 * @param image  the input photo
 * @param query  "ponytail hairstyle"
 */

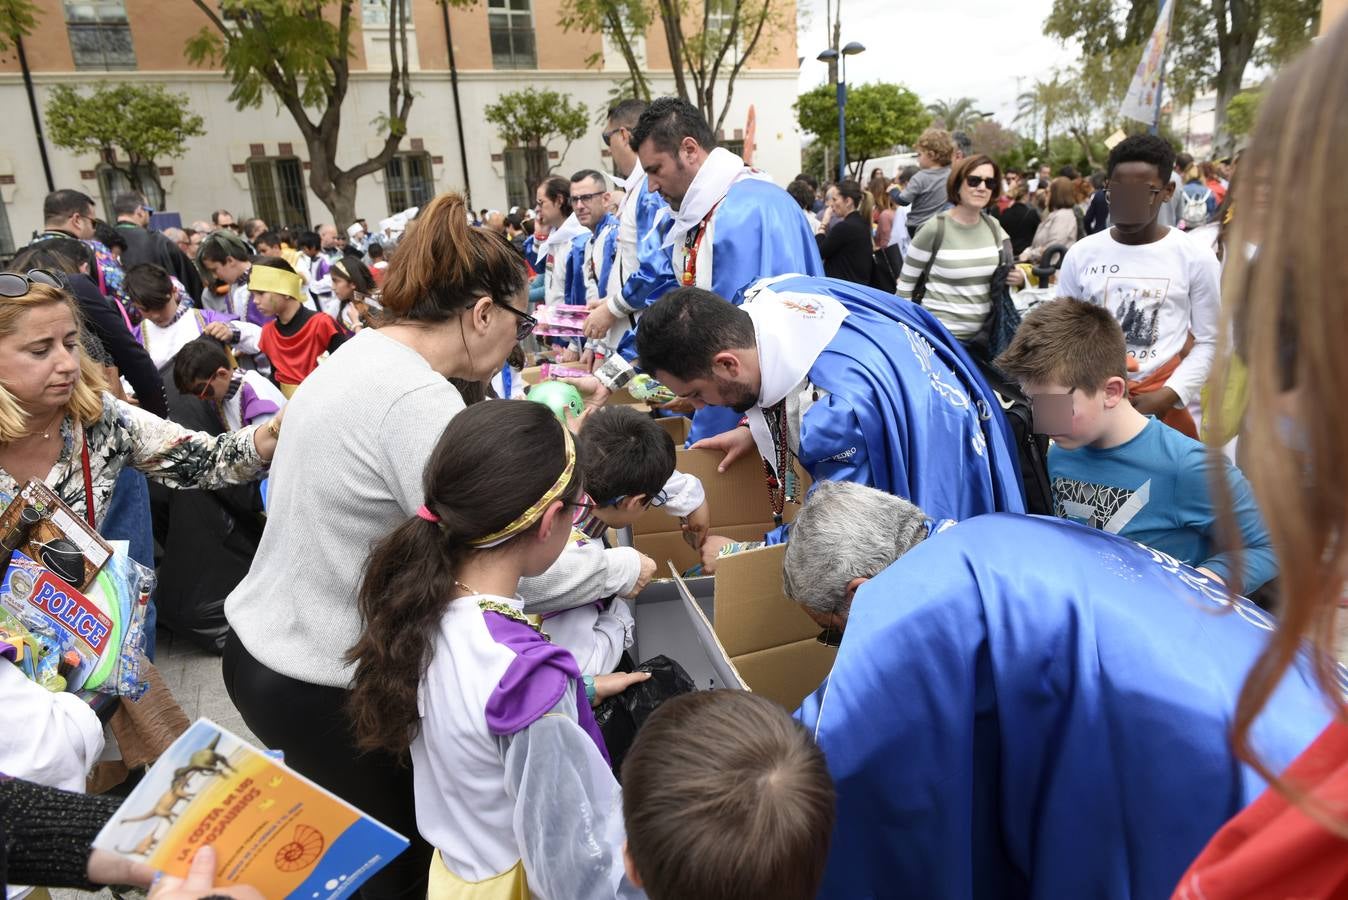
xmin=346 ymin=399 xmax=583 ymax=756
xmin=835 ymin=179 xmax=871 ymax=221
xmin=540 ymin=176 xmax=572 ymax=218
xmin=377 ymin=191 xmax=527 ymax=325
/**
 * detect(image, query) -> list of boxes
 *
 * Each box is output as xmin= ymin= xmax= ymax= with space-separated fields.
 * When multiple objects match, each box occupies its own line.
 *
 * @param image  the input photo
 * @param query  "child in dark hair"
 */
xmin=532 ymin=406 xmax=707 ymax=676
xmin=250 ymin=256 xmax=345 ymax=396
xmin=330 ymin=255 xmax=381 ymax=335
xmin=1054 ymin=133 xmax=1220 ymax=439
xmin=621 ymin=691 xmax=836 ymax=900
xmin=346 ymin=399 xmax=648 ymax=898
xmin=296 ymin=230 xmax=337 ymax=316
xmin=173 ymin=336 xmax=287 ymax=431
xmin=125 ymin=262 xmax=263 ymax=371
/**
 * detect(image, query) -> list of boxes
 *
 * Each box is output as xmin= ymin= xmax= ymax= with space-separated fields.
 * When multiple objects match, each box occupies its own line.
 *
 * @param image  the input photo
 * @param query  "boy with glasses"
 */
xmin=529 ymin=406 xmax=708 ymax=678
xmin=995 ymin=297 xmax=1275 ymax=593
xmin=173 ymin=336 xmax=287 ymax=433
xmin=1053 ymin=134 xmax=1220 ymax=438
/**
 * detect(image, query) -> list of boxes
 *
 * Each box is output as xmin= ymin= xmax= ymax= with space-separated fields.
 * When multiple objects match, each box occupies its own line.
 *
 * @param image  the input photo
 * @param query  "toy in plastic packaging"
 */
xmin=533 ymin=305 xmax=589 ymax=339
xmin=0 ymin=603 xmax=67 ymax=691
xmin=627 ymin=374 xmax=677 ymax=405
xmin=593 ymin=655 xmax=696 ymax=778
xmin=0 ymin=545 xmax=152 ymax=697
xmin=0 ymin=479 xmax=113 ymax=590
xmin=538 ymin=362 xmax=591 ymax=381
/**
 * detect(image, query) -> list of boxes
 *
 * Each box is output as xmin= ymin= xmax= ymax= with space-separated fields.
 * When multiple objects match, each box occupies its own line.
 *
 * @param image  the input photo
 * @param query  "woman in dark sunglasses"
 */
xmin=896 ymin=153 xmax=1026 ymax=357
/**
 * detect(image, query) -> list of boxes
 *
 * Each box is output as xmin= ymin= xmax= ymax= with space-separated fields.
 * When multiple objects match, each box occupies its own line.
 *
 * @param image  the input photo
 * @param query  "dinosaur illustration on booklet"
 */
xmin=94 ymin=719 xmax=408 ymax=899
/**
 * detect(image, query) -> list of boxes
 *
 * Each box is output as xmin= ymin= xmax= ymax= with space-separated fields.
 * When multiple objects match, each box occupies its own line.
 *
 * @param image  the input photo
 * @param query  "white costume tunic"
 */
xmin=410 ymin=593 xmax=637 ymax=899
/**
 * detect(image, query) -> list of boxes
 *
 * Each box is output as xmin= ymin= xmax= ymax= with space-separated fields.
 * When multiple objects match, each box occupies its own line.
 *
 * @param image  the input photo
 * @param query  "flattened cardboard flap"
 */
xmin=712 ymin=543 xmax=822 ymax=658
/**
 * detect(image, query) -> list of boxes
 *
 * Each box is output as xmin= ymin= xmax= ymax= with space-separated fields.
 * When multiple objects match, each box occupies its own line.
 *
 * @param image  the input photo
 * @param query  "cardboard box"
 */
xmin=629 ymin=545 xmax=835 ymax=711
xmin=630 ymin=446 xmax=808 ymax=574
xmin=655 ymin=416 xmax=692 ymax=446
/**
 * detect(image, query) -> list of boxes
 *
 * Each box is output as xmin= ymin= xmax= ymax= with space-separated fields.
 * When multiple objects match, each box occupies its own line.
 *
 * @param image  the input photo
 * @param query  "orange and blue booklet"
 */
xmin=93 ymin=719 xmax=408 ymax=899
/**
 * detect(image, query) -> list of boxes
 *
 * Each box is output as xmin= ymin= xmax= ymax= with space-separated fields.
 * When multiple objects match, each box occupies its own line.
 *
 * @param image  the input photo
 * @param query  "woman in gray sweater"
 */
xmin=222 ymin=191 xmax=620 ymax=900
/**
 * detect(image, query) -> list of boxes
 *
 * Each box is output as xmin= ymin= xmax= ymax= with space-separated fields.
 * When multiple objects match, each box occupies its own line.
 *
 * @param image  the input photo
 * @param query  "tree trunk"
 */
xmin=1211 ymin=0 xmax=1258 ymax=153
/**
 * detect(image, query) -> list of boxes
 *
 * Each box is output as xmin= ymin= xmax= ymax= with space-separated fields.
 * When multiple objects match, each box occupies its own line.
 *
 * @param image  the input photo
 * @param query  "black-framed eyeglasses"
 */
xmin=601 ymin=126 xmax=628 ymax=145
xmin=569 ymin=192 xmax=604 ymax=205
xmin=494 ymin=300 xmax=537 ymax=341
xmin=964 ymin=175 xmax=997 ymax=190
xmin=1105 ymin=185 xmax=1164 ymax=202
xmin=568 ymin=498 xmax=599 ymax=525
xmin=606 ymin=489 xmax=668 ymax=509
xmin=816 ymin=625 xmax=843 ymax=647
xmin=0 ymin=269 xmax=65 ymax=298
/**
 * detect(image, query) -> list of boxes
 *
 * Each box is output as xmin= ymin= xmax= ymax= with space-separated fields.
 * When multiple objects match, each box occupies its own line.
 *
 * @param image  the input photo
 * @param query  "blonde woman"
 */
xmin=0 ymin=271 xmax=277 ymax=526
xmin=1172 ymin=16 xmax=1348 ymax=898
xmin=1020 ymin=176 xmax=1079 ymax=263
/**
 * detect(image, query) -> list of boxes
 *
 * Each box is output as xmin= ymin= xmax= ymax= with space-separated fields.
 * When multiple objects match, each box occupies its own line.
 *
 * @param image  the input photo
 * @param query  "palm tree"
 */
xmin=1016 ymin=77 xmax=1069 ymax=159
xmin=926 ymin=97 xmax=979 ymax=133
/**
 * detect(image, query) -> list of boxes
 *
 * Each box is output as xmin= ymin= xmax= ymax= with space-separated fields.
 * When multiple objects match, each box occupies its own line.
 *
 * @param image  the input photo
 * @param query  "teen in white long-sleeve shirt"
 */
xmin=1054 ymin=134 xmax=1221 ymax=421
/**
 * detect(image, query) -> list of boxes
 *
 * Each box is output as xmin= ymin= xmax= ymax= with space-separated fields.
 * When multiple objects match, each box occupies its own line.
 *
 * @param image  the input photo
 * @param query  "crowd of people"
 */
xmin=2 ymin=15 xmax=1348 ymax=900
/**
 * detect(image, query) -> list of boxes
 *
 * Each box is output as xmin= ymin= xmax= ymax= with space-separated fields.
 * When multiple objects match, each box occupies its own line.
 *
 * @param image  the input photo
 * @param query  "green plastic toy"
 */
xmin=527 ymin=381 xmax=585 ymax=423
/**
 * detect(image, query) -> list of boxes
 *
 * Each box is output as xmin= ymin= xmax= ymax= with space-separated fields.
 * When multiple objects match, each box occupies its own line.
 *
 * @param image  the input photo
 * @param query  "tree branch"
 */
xmin=713 ymin=0 xmax=770 ymax=133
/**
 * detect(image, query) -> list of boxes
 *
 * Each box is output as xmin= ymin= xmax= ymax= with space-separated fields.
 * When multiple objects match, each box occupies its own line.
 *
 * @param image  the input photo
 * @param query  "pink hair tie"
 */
xmin=416 ymin=505 xmax=441 ymax=523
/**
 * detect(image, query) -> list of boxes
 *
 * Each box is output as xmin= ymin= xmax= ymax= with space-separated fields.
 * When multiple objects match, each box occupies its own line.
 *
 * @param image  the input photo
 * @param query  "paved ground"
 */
xmin=148 ymin=628 xmax=257 ymax=744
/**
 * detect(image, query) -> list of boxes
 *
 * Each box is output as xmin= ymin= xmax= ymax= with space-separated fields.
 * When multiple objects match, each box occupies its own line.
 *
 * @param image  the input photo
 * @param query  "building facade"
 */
xmin=0 ymin=0 xmax=803 ymax=252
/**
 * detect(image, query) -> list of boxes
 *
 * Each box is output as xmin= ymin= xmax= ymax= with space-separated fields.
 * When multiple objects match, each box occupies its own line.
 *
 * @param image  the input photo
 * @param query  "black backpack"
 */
xmin=975 ymin=359 xmax=1054 ymax=516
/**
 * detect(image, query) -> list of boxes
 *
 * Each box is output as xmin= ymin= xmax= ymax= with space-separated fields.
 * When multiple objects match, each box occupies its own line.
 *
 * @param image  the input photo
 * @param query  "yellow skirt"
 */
xmin=428 ymin=849 xmax=529 ymax=900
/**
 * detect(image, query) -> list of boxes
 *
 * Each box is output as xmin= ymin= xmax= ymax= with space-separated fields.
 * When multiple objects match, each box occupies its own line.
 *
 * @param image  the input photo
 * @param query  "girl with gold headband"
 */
xmin=347 ymin=399 xmax=648 ymax=899
xmin=250 ymin=256 xmax=346 ymax=397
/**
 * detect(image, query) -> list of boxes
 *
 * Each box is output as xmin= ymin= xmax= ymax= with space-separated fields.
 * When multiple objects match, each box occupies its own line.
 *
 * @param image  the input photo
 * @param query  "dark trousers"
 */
xmin=222 ymin=632 xmax=433 ymax=900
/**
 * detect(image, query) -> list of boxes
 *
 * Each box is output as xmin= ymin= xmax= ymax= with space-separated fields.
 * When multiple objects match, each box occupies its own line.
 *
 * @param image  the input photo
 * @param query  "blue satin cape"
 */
xmin=762 ymin=275 xmax=1025 ymax=526
xmin=798 ymin=514 xmax=1333 ymax=900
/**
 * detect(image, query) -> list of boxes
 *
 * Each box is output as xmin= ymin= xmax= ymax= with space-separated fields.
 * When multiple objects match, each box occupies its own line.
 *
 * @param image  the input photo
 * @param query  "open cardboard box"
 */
xmin=628 ymin=443 xmax=809 ymax=574
xmin=629 ymin=544 xmax=836 ymax=710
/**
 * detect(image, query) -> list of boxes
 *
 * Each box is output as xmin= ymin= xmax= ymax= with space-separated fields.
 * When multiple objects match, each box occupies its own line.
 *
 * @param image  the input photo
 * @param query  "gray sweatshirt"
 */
xmin=224 ymin=328 xmax=621 ymax=688
xmin=898 ymin=166 xmax=951 ymax=231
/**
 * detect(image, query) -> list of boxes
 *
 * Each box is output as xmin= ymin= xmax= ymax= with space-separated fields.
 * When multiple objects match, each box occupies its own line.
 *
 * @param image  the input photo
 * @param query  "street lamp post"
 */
xmin=818 ymin=42 xmax=865 ymax=182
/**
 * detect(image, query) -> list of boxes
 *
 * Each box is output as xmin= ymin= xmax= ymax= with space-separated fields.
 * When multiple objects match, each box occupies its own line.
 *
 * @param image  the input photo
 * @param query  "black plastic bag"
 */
xmin=594 ymin=654 xmax=695 ymax=779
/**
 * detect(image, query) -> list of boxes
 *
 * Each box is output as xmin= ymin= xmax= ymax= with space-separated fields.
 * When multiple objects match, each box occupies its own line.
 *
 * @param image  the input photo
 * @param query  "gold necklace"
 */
xmin=36 ymin=409 xmax=64 ymax=441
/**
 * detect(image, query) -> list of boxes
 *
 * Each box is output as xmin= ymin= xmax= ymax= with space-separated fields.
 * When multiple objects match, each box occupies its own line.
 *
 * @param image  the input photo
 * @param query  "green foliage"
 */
xmin=185 ymin=0 xmax=348 ymax=111
xmin=1224 ymin=89 xmax=1264 ymax=138
xmin=558 ymin=0 xmax=653 ymax=100
xmin=45 ymin=83 xmax=205 ymax=194
xmin=1044 ymin=0 xmax=1319 ymax=115
xmin=485 ymin=88 xmax=589 ymax=149
xmin=485 ymin=88 xmax=589 ymax=193
xmin=0 ymin=0 xmax=39 ymax=48
xmin=184 ymin=0 xmax=431 ymax=222
xmin=926 ymin=97 xmax=982 ymax=133
xmin=795 ymin=82 xmax=930 ymax=176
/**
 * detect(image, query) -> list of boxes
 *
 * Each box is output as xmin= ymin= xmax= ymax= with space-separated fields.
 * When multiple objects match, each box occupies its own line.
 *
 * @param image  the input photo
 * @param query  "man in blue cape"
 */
xmin=635 ymin=275 xmax=1026 ymax=535
xmin=785 ymin=481 xmax=1333 ymax=899
xmin=586 ymin=97 xmax=822 ymax=443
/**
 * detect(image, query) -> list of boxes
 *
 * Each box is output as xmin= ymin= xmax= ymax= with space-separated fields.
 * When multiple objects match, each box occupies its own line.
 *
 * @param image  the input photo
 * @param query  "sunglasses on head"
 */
xmin=965 ymin=175 xmax=997 ymax=190
xmin=0 ymin=269 xmax=66 ymax=298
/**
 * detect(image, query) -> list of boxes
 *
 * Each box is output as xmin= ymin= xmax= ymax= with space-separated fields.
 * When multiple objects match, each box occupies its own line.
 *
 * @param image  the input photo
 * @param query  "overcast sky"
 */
xmin=795 ymin=0 xmax=1083 ymax=125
